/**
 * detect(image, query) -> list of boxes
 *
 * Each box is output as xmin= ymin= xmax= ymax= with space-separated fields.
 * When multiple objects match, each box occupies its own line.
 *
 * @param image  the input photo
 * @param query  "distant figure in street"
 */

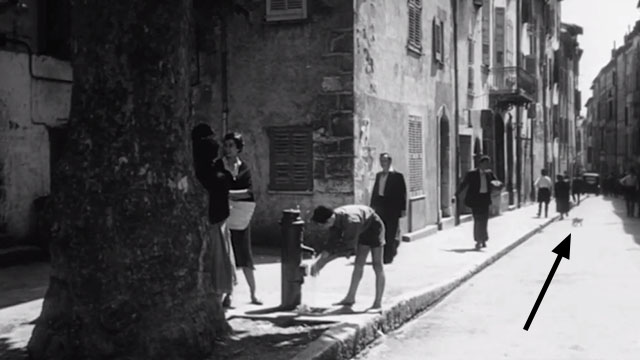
xmin=370 ymin=153 xmax=407 ymax=264
xmin=218 ymin=132 xmax=262 ymax=307
xmin=571 ymin=176 xmax=583 ymax=205
xmin=191 ymin=124 xmax=237 ymax=301
xmin=554 ymin=174 xmax=571 ymax=220
xmin=455 ymin=156 xmax=503 ymax=250
xmin=619 ymin=169 xmax=638 ymax=217
xmin=534 ymin=169 xmax=553 ymax=218
xmin=309 ymin=204 xmax=386 ymax=311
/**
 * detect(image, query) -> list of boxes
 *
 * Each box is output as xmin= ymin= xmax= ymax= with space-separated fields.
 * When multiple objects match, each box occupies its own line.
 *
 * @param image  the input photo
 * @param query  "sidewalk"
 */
xmin=0 ymin=198 xmax=587 ymax=360
xmin=228 ymin=198 xmax=588 ymax=360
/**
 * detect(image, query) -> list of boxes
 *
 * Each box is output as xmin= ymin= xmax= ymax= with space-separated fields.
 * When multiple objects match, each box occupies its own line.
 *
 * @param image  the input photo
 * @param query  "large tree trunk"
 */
xmin=27 ymin=1 xmax=230 ymax=359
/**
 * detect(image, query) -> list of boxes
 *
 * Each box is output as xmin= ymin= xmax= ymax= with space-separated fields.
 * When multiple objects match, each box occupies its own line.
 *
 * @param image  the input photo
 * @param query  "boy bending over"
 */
xmin=309 ymin=205 xmax=386 ymax=310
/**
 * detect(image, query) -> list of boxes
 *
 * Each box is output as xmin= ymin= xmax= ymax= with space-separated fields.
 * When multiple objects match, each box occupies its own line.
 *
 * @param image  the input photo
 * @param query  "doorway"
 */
xmin=440 ymin=113 xmax=451 ymax=218
xmin=506 ymin=115 xmax=514 ymax=205
xmin=494 ymin=114 xmax=506 ymax=182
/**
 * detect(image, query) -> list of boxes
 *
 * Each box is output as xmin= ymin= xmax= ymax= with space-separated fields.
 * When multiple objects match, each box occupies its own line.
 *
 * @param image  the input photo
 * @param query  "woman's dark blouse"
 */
xmin=217 ymin=159 xmax=254 ymax=202
xmin=195 ymin=159 xmax=231 ymax=224
xmin=554 ymin=181 xmax=570 ymax=200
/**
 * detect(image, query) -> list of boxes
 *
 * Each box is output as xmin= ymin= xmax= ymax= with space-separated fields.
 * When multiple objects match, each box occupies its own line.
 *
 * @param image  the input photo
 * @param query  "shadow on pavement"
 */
xmin=0 ymin=261 xmax=49 ymax=310
xmin=0 ymin=337 xmax=28 ymax=360
xmin=602 ymin=195 xmax=640 ymax=248
xmin=444 ymin=248 xmax=481 ymax=253
xmin=215 ymin=318 xmax=333 ymax=360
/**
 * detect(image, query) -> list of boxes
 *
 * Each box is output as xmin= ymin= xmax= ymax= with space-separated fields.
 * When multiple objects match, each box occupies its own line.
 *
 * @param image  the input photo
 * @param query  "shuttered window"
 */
xmin=433 ymin=17 xmax=444 ymax=64
xmin=268 ymin=127 xmax=313 ymax=191
xmin=481 ymin=2 xmax=491 ymax=66
xmin=494 ymin=8 xmax=505 ymax=66
xmin=505 ymin=20 xmax=514 ymax=66
xmin=407 ymin=0 xmax=422 ymax=53
xmin=266 ymin=0 xmax=308 ymax=22
xmin=408 ymin=116 xmax=424 ymax=197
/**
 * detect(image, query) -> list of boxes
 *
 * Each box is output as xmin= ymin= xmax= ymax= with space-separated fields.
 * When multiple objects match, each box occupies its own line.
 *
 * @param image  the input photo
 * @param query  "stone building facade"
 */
xmin=554 ymin=23 xmax=583 ymax=178
xmin=586 ymin=19 xmax=640 ymax=176
xmin=0 ymin=0 xmax=579 ymax=250
xmin=202 ymin=0 xmax=456 ymax=245
xmin=0 ymin=0 xmax=72 ymax=247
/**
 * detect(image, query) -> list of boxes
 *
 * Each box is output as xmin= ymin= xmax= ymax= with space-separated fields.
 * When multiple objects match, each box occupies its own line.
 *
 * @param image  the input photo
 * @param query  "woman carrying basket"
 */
xmin=218 ymin=132 xmax=262 ymax=307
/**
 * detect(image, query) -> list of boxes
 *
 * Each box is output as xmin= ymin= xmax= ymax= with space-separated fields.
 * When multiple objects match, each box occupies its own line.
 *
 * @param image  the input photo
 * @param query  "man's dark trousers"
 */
xmin=376 ymin=208 xmax=400 ymax=264
xmin=470 ymin=193 xmax=491 ymax=245
xmin=371 ymin=171 xmax=407 ymax=264
xmin=472 ymin=205 xmax=490 ymax=244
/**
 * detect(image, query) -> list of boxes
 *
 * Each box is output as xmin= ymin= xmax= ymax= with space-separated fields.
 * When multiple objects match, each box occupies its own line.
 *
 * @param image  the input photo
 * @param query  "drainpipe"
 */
xmin=542 ymin=60 xmax=548 ymax=171
xmin=515 ymin=0 xmax=522 ymax=207
xmin=530 ymin=109 xmax=535 ymax=200
xmin=219 ymin=12 xmax=229 ymax=135
xmin=452 ymin=0 xmax=461 ymax=226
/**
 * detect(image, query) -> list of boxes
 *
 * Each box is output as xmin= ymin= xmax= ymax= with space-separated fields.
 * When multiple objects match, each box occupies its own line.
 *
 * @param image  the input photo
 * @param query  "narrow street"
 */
xmin=354 ymin=196 xmax=640 ymax=360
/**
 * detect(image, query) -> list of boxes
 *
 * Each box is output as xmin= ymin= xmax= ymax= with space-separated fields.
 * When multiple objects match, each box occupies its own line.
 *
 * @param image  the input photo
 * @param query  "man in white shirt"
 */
xmin=534 ymin=169 xmax=553 ymax=218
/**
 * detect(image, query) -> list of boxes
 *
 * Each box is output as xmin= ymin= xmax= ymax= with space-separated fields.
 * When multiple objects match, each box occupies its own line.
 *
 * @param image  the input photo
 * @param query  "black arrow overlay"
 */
xmin=523 ymin=234 xmax=571 ymax=331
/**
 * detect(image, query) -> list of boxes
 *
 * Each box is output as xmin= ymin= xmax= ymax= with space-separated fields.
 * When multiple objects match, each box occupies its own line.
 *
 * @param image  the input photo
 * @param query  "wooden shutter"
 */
xmin=408 ymin=116 xmax=424 ymax=197
xmin=481 ymin=2 xmax=490 ymax=66
xmin=269 ymin=127 xmax=313 ymax=191
xmin=407 ymin=0 xmax=422 ymax=52
xmin=266 ymin=0 xmax=308 ymax=22
xmin=494 ymin=7 xmax=505 ymax=66
xmin=440 ymin=19 xmax=445 ymax=61
xmin=433 ymin=18 xmax=442 ymax=63
xmin=505 ymin=19 xmax=514 ymax=66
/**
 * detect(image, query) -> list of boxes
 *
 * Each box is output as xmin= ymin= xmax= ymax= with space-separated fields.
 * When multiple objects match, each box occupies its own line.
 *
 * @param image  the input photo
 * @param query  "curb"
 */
xmin=291 ymin=198 xmax=590 ymax=360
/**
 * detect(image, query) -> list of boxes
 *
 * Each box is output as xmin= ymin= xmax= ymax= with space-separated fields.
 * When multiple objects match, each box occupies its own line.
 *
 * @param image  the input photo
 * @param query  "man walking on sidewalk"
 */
xmin=534 ymin=169 xmax=553 ymax=218
xmin=455 ymin=156 xmax=503 ymax=250
xmin=370 ymin=153 xmax=407 ymax=264
xmin=620 ymin=169 xmax=638 ymax=217
xmin=308 ymin=204 xmax=386 ymax=311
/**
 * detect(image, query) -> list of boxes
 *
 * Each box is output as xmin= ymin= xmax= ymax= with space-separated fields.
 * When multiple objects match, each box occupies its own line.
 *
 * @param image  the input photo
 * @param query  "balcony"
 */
xmin=489 ymin=66 xmax=537 ymax=107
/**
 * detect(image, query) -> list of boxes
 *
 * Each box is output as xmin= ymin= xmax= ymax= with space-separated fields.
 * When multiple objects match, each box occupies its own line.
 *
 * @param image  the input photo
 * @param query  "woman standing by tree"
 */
xmin=192 ymin=124 xmax=237 ymax=302
xmin=219 ymin=132 xmax=262 ymax=307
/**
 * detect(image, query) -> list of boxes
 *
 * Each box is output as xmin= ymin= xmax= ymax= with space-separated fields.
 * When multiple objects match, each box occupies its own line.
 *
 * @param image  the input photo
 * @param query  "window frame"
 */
xmin=433 ymin=17 xmax=445 ymax=65
xmin=267 ymin=126 xmax=314 ymax=192
xmin=407 ymin=0 xmax=423 ymax=54
xmin=407 ymin=115 xmax=425 ymax=198
xmin=266 ymin=0 xmax=308 ymax=22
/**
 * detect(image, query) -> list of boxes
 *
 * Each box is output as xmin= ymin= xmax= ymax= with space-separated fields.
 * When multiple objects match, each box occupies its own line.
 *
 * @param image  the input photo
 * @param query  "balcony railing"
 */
xmin=489 ymin=66 xmax=537 ymax=105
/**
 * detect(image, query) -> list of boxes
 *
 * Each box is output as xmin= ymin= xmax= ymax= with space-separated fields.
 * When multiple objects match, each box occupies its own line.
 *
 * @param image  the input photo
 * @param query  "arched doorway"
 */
xmin=440 ymin=113 xmax=451 ymax=218
xmin=506 ymin=114 xmax=514 ymax=205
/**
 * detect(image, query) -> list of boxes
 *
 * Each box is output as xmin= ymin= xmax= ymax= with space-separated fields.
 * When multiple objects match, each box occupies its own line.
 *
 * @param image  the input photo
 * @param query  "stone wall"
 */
xmin=0 ymin=51 xmax=72 ymax=245
xmin=195 ymin=0 xmax=355 ymax=247
xmin=353 ymin=0 xmax=455 ymax=232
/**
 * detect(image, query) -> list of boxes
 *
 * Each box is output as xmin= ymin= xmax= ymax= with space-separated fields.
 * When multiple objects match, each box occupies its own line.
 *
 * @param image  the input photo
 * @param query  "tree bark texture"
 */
xmin=27 ymin=1 xmax=230 ymax=359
